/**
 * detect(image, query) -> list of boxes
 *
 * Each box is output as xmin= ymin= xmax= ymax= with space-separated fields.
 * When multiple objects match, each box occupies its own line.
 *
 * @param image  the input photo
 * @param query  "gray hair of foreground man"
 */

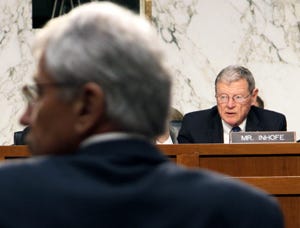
xmin=32 ymin=2 xmax=172 ymax=138
xmin=215 ymin=65 xmax=256 ymax=93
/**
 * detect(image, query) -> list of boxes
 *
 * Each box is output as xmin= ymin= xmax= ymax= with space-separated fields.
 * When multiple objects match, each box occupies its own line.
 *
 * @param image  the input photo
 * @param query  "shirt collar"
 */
xmin=222 ymin=119 xmax=247 ymax=144
xmin=222 ymin=118 xmax=247 ymax=134
xmin=80 ymin=132 xmax=148 ymax=148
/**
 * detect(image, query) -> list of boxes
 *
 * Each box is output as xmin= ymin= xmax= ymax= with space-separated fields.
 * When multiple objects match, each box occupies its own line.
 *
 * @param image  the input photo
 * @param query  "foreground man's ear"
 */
xmin=73 ymin=82 xmax=106 ymax=135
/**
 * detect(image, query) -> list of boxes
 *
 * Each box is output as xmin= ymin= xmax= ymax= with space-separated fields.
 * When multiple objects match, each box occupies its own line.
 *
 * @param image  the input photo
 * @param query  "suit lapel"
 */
xmin=208 ymin=107 xmax=223 ymax=143
xmin=246 ymin=107 xmax=263 ymax=131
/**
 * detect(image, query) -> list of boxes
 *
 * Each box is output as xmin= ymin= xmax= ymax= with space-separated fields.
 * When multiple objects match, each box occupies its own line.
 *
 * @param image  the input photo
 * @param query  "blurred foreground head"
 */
xmin=20 ymin=2 xmax=172 ymax=155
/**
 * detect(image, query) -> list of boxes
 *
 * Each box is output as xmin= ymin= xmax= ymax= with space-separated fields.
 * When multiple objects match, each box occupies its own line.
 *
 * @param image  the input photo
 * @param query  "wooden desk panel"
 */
xmin=158 ymin=143 xmax=300 ymax=155
xmin=199 ymin=156 xmax=300 ymax=176
xmin=277 ymin=197 xmax=300 ymax=228
xmin=159 ymin=143 xmax=300 ymax=176
xmin=158 ymin=144 xmax=300 ymax=228
xmin=0 ymin=146 xmax=30 ymax=160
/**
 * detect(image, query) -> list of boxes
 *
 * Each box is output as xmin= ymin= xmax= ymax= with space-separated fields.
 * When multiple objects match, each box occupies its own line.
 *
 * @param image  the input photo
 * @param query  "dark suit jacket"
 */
xmin=0 ymin=138 xmax=283 ymax=227
xmin=178 ymin=105 xmax=287 ymax=143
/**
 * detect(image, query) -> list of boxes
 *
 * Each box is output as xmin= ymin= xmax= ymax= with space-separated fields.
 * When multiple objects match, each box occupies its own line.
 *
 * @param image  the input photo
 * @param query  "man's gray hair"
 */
xmin=214 ymin=65 xmax=255 ymax=93
xmin=32 ymin=2 xmax=172 ymax=139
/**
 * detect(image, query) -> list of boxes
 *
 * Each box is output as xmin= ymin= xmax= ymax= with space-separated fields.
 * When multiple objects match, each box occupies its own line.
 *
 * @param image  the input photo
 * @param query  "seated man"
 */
xmin=0 ymin=3 xmax=283 ymax=227
xmin=178 ymin=65 xmax=286 ymax=143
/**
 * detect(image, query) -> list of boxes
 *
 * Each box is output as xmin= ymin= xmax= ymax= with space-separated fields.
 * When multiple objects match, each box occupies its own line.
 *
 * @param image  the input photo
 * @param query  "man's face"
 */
xmin=216 ymin=78 xmax=257 ymax=127
xmin=20 ymin=62 xmax=80 ymax=155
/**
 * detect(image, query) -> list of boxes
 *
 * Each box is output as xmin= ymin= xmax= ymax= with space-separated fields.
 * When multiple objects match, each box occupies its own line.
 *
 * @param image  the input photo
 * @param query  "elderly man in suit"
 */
xmin=178 ymin=65 xmax=287 ymax=143
xmin=0 ymin=3 xmax=283 ymax=228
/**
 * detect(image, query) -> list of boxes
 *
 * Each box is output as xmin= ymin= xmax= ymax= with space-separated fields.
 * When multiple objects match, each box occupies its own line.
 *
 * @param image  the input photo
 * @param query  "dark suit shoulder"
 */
xmin=251 ymin=106 xmax=285 ymax=118
xmin=178 ymin=106 xmax=223 ymax=143
xmin=247 ymin=106 xmax=287 ymax=131
xmin=183 ymin=106 xmax=219 ymax=122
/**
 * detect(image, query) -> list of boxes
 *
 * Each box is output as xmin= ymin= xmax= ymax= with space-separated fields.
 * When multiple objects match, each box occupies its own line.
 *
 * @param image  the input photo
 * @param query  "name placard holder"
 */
xmin=230 ymin=131 xmax=296 ymax=144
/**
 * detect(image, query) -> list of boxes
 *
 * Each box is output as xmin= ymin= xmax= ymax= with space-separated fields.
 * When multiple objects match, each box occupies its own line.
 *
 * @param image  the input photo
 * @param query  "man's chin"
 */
xmin=223 ymin=118 xmax=238 ymax=126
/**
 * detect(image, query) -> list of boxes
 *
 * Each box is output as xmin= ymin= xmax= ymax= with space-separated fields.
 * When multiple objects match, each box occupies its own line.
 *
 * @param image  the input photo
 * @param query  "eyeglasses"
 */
xmin=215 ymin=93 xmax=251 ymax=104
xmin=22 ymin=82 xmax=76 ymax=104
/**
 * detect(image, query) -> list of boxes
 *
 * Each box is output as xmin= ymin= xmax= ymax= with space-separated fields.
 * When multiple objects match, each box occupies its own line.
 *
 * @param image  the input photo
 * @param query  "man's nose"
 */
xmin=226 ymin=97 xmax=236 ymax=108
xmin=20 ymin=104 xmax=33 ymax=126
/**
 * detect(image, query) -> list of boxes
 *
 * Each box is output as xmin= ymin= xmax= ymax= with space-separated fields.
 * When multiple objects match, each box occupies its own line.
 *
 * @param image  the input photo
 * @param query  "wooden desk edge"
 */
xmin=0 ymin=146 xmax=31 ymax=159
xmin=157 ymin=143 xmax=300 ymax=155
xmin=234 ymin=176 xmax=300 ymax=195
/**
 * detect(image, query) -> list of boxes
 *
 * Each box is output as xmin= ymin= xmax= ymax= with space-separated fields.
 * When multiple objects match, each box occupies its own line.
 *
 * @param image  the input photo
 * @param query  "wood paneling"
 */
xmin=158 ymin=143 xmax=300 ymax=228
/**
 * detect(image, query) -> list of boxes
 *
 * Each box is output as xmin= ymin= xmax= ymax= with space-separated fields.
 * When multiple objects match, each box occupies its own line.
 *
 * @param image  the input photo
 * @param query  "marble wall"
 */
xmin=153 ymin=0 xmax=300 ymax=139
xmin=1 ymin=0 xmax=300 ymax=144
xmin=0 ymin=0 xmax=35 ymax=144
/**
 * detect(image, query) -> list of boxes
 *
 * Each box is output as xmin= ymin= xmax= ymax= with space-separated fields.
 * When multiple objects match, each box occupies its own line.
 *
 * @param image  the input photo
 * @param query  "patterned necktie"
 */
xmin=231 ymin=126 xmax=241 ymax=132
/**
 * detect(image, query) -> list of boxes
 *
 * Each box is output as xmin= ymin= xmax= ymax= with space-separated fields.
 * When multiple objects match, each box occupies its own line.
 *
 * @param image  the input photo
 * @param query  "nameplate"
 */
xmin=230 ymin=131 xmax=296 ymax=144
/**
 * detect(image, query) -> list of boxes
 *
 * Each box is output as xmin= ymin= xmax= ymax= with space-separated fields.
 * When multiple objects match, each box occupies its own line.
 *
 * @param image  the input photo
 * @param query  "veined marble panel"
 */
xmin=0 ymin=0 xmax=35 ymax=144
xmin=1 ymin=0 xmax=300 ymax=144
xmin=153 ymin=0 xmax=300 ymax=138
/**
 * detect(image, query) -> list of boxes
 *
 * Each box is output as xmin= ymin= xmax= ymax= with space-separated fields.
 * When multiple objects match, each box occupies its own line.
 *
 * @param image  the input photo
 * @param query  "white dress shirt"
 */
xmin=222 ymin=119 xmax=246 ymax=144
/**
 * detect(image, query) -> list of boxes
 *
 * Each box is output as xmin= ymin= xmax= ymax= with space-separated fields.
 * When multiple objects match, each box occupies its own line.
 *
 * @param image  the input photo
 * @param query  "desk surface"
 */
xmin=158 ymin=143 xmax=300 ymax=155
